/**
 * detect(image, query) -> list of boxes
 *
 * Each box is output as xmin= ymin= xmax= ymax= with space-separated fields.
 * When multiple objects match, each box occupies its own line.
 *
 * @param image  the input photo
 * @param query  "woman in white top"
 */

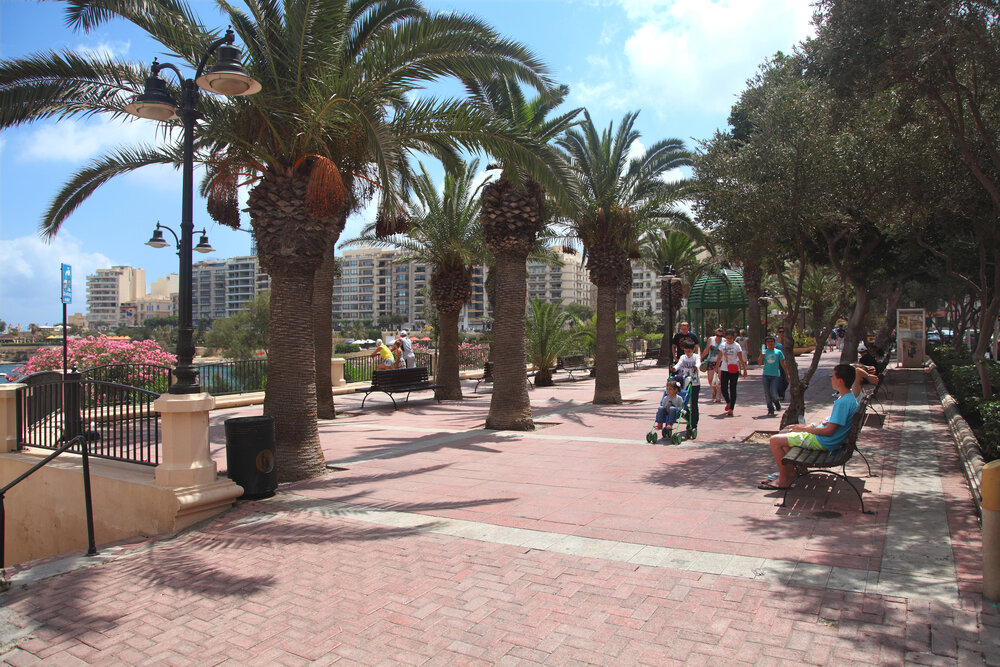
xmin=703 ymin=326 xmax=725 ymax=403
xmin=716 ymin=328 xmax=748 ymax=416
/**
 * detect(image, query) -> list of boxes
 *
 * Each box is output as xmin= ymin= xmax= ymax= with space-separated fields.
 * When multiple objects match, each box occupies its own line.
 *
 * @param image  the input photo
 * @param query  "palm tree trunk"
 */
xmin=265 ymin=266 xmax=325 ymax=481
xmin=436 ymin=307 xmax=463 ymax=400
xmin=485 ymin=252 xmax=533 ymax=430
xmin=593 ymin=282 xmax=622 ymax=404
xmin=314 ymin=241 xmax=336 ymax=419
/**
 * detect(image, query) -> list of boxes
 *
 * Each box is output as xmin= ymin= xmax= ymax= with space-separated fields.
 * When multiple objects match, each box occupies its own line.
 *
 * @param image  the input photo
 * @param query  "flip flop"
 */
xmin=767 ymin=472 xmax=779 ymax=479
xmin=758 ymin=481 xmax=790 ymax=490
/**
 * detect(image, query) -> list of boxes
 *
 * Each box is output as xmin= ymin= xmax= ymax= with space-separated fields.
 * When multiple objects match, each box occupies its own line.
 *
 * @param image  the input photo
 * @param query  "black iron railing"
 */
xmin=17 ymin=374 xmax=160 ymax=466
xmin=1 ymin=434 xmax=96 ymax=582
xmin=81 ymin=363 xmax=172 ymax=394
xmin=196 ymin=359 xmax=268 ymax=396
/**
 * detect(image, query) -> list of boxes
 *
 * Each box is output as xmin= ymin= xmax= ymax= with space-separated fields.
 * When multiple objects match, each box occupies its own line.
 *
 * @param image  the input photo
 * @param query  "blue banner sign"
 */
xmin=61 ymin=263 xmax=72 ymax=304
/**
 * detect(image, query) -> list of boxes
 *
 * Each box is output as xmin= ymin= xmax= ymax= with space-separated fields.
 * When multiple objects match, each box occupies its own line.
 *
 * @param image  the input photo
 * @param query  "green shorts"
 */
xmin=786 ymin=432 xmax=825 ymax=450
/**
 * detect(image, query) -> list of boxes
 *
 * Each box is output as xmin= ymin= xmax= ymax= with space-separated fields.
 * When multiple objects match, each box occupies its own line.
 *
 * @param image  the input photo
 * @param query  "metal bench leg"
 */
xmin=852 ymin=449 xmax=874 ymax=477
xmin=779 ymin=470 xmax=872 ymax=514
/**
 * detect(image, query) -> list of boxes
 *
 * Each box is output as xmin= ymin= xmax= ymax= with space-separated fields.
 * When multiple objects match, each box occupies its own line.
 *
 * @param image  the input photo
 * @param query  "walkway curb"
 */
xmin=929 ymin=362 xmax=985 ymax=516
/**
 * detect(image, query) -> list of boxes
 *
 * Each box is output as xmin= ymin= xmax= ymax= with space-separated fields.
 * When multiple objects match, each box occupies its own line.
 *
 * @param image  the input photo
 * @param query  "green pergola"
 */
xmin=686 ymin=269 xmax=749 ymax=337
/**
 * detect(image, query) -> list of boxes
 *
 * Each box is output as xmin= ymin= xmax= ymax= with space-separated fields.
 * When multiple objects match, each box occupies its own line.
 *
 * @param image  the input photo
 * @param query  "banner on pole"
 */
xmin=61 ymin=263 xmax=72 ymax=304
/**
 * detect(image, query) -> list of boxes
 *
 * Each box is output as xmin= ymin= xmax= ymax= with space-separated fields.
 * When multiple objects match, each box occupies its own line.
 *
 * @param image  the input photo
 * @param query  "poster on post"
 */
xmin=896 ymin=308 xmax=926 ymax=368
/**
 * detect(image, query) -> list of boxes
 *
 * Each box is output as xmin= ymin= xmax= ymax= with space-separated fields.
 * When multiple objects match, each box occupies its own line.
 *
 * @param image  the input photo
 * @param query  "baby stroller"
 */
xmin=645 ymin=373 xmax=696 ymax=444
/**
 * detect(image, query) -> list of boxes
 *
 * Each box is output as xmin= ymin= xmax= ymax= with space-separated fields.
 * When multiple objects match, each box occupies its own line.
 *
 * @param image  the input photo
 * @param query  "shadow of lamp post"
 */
xmin=126 ymin=29 xmax=260 ymax=394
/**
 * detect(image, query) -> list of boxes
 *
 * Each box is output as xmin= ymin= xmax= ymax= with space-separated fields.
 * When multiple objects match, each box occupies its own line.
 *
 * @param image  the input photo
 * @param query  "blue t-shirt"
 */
xmin=761 ymin=347 xmax=785 ymax=377
xmin=816 ymin=392 xmax=859 ymax=449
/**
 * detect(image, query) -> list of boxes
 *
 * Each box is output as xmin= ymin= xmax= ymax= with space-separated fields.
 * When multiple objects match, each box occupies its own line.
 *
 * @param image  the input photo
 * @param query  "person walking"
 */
xmin=671 ymin=321 xmax=700 ymax=363
xmin=703 ymin=326 xmax=724 ymax=403
xmin=396 ymin=330 xmax=417 ymax=368
xmin=775 ymin=325 xmax=789 ymax=401
xmin=717 ymin=328 xmax=747 ymax=416
xmin=758 ymin=335 xmax=788 ymax=417
xmin=675 ymin=340 xmax=701 ymax=437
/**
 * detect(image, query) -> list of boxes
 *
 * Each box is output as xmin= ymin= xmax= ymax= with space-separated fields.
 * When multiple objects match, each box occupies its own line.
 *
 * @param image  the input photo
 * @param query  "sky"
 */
xmin=0 ymin=0 xmax=817 ymax=328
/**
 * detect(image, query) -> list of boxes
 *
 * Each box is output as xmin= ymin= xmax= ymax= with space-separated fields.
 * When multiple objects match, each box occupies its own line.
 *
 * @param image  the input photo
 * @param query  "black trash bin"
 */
xmin=224 ymin=416 xmax=277 ymax=499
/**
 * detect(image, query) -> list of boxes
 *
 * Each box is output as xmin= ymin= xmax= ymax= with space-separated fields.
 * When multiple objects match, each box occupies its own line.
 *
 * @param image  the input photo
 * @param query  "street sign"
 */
xmin=60 ymin=263 xmax=72 ymax=304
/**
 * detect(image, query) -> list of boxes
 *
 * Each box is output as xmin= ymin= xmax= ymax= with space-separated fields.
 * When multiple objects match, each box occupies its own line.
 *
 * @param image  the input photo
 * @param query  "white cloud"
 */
xmin=16 ymin=117 xmax=166 ymax=163
xmin=575 ymin=0 xmax=816 ymax=117
xmin=0 ymin=232 xmax=113 ymax=327
xmin=76 ymin=39 xmax=131 ymax=60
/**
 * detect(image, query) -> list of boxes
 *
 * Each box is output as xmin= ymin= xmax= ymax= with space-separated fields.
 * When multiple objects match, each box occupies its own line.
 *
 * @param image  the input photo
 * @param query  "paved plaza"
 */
xmin=2 ymin=352 xmax=998 ymax=665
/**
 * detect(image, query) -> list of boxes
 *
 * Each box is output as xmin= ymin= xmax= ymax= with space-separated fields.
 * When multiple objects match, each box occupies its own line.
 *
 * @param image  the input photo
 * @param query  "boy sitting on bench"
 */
xmin=760 ymin=363 xmax=876 ymax=490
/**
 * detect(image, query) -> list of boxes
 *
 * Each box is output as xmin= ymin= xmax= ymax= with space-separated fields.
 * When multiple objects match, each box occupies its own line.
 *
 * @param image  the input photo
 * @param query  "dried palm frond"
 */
xmin=206 ymin=170 xmax=240 ymax=229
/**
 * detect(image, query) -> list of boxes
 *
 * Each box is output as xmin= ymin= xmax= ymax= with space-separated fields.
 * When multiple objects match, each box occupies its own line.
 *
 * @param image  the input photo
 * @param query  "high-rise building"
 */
xmin=192 ymin=260 xmax=228 ymax=325
xmin=631 ymin=263 xmax=661 ymax=313
xmin=225 ymin=256 xmax=271 ymax=317
xmin=527 ymin=246 xmax=596 ymax=308
xmin=86 ymin=266 xmax=146 ymax=328
xmin=333 ymin=245 xmax=589 ymax=331
xmin=333 ymin=247 xmax=489 ymax=330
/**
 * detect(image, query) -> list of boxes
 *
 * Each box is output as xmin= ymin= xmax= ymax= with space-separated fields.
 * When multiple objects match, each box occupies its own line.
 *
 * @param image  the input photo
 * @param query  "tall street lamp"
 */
xmin=126 ymin=29 xmax=260 ymax=394
xmin=658 ymin=264 xmax=677 ymax=367
xmin=759 ymin=289 xmax=772 ymax=338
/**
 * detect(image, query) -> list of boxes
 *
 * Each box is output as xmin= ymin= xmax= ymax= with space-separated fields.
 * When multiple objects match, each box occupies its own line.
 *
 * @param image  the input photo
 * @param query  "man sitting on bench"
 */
xmin=759 ymin=363 xmax=876 ymax=490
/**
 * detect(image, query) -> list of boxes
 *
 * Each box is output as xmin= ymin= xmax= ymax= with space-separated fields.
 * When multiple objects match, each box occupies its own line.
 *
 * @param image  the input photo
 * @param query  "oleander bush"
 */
xmin=930 ymin=345 xmax=1000 ymax=461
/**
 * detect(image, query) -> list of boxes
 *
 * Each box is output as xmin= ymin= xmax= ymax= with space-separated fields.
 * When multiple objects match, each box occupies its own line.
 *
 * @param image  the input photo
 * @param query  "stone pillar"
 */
xmin=983 ymin=460 xmax=1000 ymax=601
xmin=0 ymin=384 xmax=24 ymax=453
xmin=153 ymin=392 xmax=243 ymax=530
xmin=330 ymin=358 xmax=346 ymax=387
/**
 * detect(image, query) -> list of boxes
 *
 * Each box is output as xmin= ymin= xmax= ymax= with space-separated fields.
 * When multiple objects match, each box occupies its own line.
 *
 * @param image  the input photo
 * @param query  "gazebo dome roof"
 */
xmin=687 ymin=269 xmax=749 ymax=310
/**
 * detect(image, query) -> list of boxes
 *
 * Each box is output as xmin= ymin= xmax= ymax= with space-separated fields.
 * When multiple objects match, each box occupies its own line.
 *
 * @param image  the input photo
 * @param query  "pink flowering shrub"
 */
xmin=9 ymin=336 xmax=176 ymax=381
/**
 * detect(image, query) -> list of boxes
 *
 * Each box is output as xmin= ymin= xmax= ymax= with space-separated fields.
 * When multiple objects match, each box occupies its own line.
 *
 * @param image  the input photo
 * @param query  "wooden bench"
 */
xmin=360 ymin=367 xmax=442 ymax=409
xmin=557 ymin=354 xmax=592 ymax=381
xmin=779 ymin=395 xmax=873 ymax=513
xmin=474 ymin=361 xmax=533 ymax=393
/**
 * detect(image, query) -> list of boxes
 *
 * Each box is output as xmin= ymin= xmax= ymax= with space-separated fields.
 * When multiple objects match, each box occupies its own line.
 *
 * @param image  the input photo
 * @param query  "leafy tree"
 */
xmin=205 ymin=290 xmax=269 ymax=360
xmin=559 ymin=111 xmax=692 ymax=404
xmin=1 ymin=0 xmax=562 ymax=480
xmin=814 ymin=0 xmax=1000 ymax=396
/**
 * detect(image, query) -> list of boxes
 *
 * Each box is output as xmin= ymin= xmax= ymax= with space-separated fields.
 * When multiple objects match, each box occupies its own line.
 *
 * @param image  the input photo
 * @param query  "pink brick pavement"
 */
xmin=3 ymin=350 xmax=997 ymax=665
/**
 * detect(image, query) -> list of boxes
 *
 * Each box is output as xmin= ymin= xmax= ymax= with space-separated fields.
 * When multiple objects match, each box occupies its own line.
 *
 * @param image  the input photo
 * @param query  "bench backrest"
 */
xmin=559 ymin=354 xmax=586 ymax=367
xmin=834 ymin=395 xmax=869 ymax=461
xmin=371 ymin=366 xmax=430 ymax=388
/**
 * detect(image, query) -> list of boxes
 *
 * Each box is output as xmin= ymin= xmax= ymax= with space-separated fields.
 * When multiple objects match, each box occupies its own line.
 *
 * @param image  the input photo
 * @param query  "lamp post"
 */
xmin=759 ymin=289 xmax=772 ymax=339
xmin=126 ymin=29 xmax=260 ymax=394
xmin=658 ymin=264 xmax=676 ymax=367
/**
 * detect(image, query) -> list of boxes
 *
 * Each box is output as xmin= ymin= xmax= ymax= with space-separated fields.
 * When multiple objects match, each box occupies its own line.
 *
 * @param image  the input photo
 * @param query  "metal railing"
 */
xmin=81 ymin=363 xmax=172 ymax=394
xmin=196 ymin=359 xmax=268 ymax=396
xmin=1 ymin=434 xmax=96 ymax=584
xmin=17 ymin=373 xmax=160 ymax=466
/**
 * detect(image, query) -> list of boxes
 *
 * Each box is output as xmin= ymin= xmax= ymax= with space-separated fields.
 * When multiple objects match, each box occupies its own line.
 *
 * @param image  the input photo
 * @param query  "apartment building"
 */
xmin=630 ymin=263 xmax=662 ymax=313
xmin=225 ymin=255 xmax=271 ymax=317
xmin=527 ymin=246 xmax=596 ymax=309
xmin=86 ymin=266 xmax=146 ymax=328
xmin=333 ymin=245 xmax=592 ymax=331
xmin=332 ymin=247 xmax=490 ymax=330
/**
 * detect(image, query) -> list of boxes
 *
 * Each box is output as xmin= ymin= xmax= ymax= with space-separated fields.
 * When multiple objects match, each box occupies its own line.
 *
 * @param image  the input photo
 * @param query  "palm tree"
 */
xmin=1 ymin=0 xmax=563 ymax=480
xmin=466 ymin=79 xmax=581 ymax=430
xmin=341 ymin=160 xmax=485 ymax=400
xmin=559 ymin=111 xmax=693 ymax=404
xmin=640 ymin=228 xmax=714 ymax=364
xmin=525 ymin=299 xmax=581 ymax=386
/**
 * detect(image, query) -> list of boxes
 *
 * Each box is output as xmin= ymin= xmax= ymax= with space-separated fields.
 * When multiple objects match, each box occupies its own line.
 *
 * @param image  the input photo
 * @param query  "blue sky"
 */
xmin=0 ymin=0 xmax=815 ymax=328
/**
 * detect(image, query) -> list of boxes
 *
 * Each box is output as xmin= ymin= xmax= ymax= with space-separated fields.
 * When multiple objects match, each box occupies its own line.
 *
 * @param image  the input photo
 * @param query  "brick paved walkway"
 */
xmin=3 ymin=352 xmax=998 ymax=665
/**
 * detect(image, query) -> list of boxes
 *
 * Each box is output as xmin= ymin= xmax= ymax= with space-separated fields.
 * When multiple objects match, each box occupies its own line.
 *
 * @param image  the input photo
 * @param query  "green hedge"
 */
xmin=930 ymin=345 xmax=1000 ymax=461
xmin=335 ymin=343 xmax=360 ymax=354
